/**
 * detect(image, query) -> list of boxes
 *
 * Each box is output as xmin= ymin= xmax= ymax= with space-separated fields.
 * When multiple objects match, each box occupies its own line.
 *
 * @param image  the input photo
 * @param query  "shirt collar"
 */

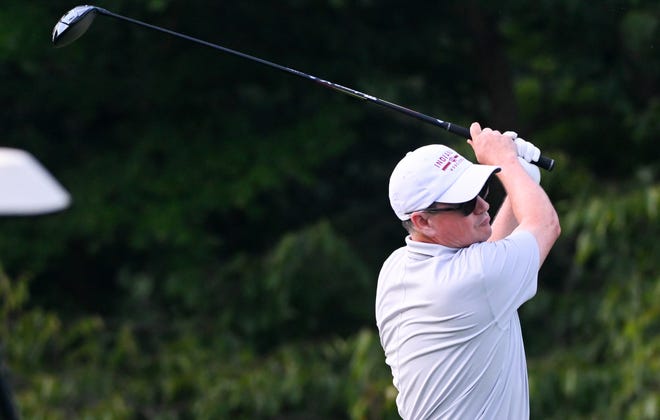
xmin=405 ymin=235 xmax=458 ymax=259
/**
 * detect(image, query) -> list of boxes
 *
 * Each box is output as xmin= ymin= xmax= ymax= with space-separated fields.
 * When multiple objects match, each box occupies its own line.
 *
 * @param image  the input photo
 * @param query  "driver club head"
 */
xmin=52 ymin=5 xmax=101 ymax=47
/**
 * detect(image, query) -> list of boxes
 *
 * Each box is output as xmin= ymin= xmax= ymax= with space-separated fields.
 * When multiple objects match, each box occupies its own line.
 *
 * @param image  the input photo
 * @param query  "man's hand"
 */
xmin=467 ymin=123 xmax=518 ymax=167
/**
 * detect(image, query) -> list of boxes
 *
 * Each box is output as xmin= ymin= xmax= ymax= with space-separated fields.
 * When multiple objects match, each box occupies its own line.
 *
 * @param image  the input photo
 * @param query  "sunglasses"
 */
xmin=408 ymin=182 xmax=490 ymax=217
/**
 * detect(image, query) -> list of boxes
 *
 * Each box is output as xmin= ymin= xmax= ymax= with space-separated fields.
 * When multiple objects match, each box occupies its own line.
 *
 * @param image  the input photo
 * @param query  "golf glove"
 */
xmin=503 ymin=131 xmax=541 ymax=163
xmin=517 ymin=156 xmax=541 ymax=184
xmin=503 ymin=131 xmax=541 ymax=183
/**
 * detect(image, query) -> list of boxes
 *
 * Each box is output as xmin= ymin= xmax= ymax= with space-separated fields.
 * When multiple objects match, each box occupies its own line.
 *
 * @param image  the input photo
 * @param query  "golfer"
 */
xmin=376 ymin=123 xmax=560 ymax=419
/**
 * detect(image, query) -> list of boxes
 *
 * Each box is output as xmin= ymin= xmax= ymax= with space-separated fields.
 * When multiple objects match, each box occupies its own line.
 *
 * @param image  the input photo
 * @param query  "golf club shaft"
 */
xmin=97 ymin=8 xmax=554 ymax=171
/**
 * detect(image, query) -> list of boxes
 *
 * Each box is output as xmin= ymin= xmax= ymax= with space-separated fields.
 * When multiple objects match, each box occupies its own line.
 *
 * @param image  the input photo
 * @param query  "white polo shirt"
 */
xmin=376 ymin=230 xmax=540 ymax=420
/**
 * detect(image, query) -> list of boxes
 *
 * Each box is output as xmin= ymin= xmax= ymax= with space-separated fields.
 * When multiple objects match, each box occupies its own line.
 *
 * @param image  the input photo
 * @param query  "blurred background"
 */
xmin=1 ymin=0 xmax=658 ymax=418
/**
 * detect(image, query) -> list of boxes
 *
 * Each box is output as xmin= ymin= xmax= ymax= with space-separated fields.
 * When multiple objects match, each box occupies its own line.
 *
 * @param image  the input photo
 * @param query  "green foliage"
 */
xmin=527 ymin=179 xmax=660 ymax=419
xmin=0 ymin=0 xmax=658 ymax=418
xmin=1 ymin=267 xmax=394 ymax=418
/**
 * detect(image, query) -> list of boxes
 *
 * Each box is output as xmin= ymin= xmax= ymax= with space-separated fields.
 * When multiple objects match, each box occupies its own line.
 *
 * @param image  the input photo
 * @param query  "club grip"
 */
xmin=445 ymin=124 xmax=555 ymax=171
xmin=534 ymin=155 xmax=554 ymax=171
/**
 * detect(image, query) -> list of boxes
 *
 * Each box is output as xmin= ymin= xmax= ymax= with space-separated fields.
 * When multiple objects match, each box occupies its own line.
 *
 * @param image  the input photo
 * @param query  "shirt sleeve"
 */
xmin=474 ymin=230 xmax=540 ymax=323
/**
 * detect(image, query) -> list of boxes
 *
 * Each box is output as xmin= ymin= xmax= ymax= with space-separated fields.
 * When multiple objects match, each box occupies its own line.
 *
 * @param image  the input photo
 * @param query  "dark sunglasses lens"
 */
xmin=460 ymin=198 xmax=477 ymax=215
xmin=460 ymin=184 xmax=489 ymax=215
xmin=479 ymin=183 xmax=490 ymax=199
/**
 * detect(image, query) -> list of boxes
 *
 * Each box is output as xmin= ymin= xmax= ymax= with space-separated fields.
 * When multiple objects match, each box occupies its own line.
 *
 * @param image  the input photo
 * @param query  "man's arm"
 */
xmin=489 ymin=156 xmax=542 ymax=241
xmin=469 ymin=123 xmax=561 ymax=265
xmin=488 ymin=196 xmax=517 ymax=242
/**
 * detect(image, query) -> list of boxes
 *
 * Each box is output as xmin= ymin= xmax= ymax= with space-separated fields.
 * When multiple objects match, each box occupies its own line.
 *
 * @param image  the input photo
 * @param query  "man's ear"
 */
xmin=410 ymin=212 xmax=430 ymax=231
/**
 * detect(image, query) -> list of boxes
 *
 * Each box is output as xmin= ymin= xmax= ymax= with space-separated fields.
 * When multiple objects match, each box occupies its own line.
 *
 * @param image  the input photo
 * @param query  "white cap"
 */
xmin=389 ymin=145 xmax=500 ymax=220
xmin=0 ymin=148 xmax=71 ymax=215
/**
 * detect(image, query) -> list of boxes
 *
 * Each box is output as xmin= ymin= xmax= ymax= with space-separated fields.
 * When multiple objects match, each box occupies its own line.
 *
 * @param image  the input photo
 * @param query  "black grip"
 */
xmin=534 ymin=155 xmax=554 ymax=171
xmin=449 ymin=124 xmax=471 ymax=139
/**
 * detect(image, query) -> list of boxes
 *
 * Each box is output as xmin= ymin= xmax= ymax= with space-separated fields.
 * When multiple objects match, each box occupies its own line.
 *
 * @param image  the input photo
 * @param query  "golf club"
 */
xmin=52 ymin=5 xmax=555 ymax=171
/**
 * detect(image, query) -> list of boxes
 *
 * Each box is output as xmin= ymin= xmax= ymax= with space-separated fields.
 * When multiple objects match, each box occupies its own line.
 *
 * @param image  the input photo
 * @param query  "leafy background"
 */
xmin=0 ymin=0 xmax=658 ymax=418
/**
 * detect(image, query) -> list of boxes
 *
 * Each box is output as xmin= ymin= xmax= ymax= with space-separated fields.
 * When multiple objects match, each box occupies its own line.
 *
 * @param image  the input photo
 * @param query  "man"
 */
xmin=376 ymin=123 xmax=560 ymax=419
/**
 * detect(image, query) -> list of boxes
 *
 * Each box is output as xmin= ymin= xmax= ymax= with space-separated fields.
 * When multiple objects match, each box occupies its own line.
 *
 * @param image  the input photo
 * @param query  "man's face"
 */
xmin=409 ymin=195 xmax=492 ymax=247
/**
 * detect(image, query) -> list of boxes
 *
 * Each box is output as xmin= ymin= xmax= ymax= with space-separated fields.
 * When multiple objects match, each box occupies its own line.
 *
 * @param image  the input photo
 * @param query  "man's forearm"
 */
xmin=488 ymin=197 xmax=518 ymax=241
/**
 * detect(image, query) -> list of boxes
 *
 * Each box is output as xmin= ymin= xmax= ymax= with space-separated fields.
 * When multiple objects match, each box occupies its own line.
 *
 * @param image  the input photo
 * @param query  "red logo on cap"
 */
xmin=434 ymin=151 xmax=463 ymax=171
